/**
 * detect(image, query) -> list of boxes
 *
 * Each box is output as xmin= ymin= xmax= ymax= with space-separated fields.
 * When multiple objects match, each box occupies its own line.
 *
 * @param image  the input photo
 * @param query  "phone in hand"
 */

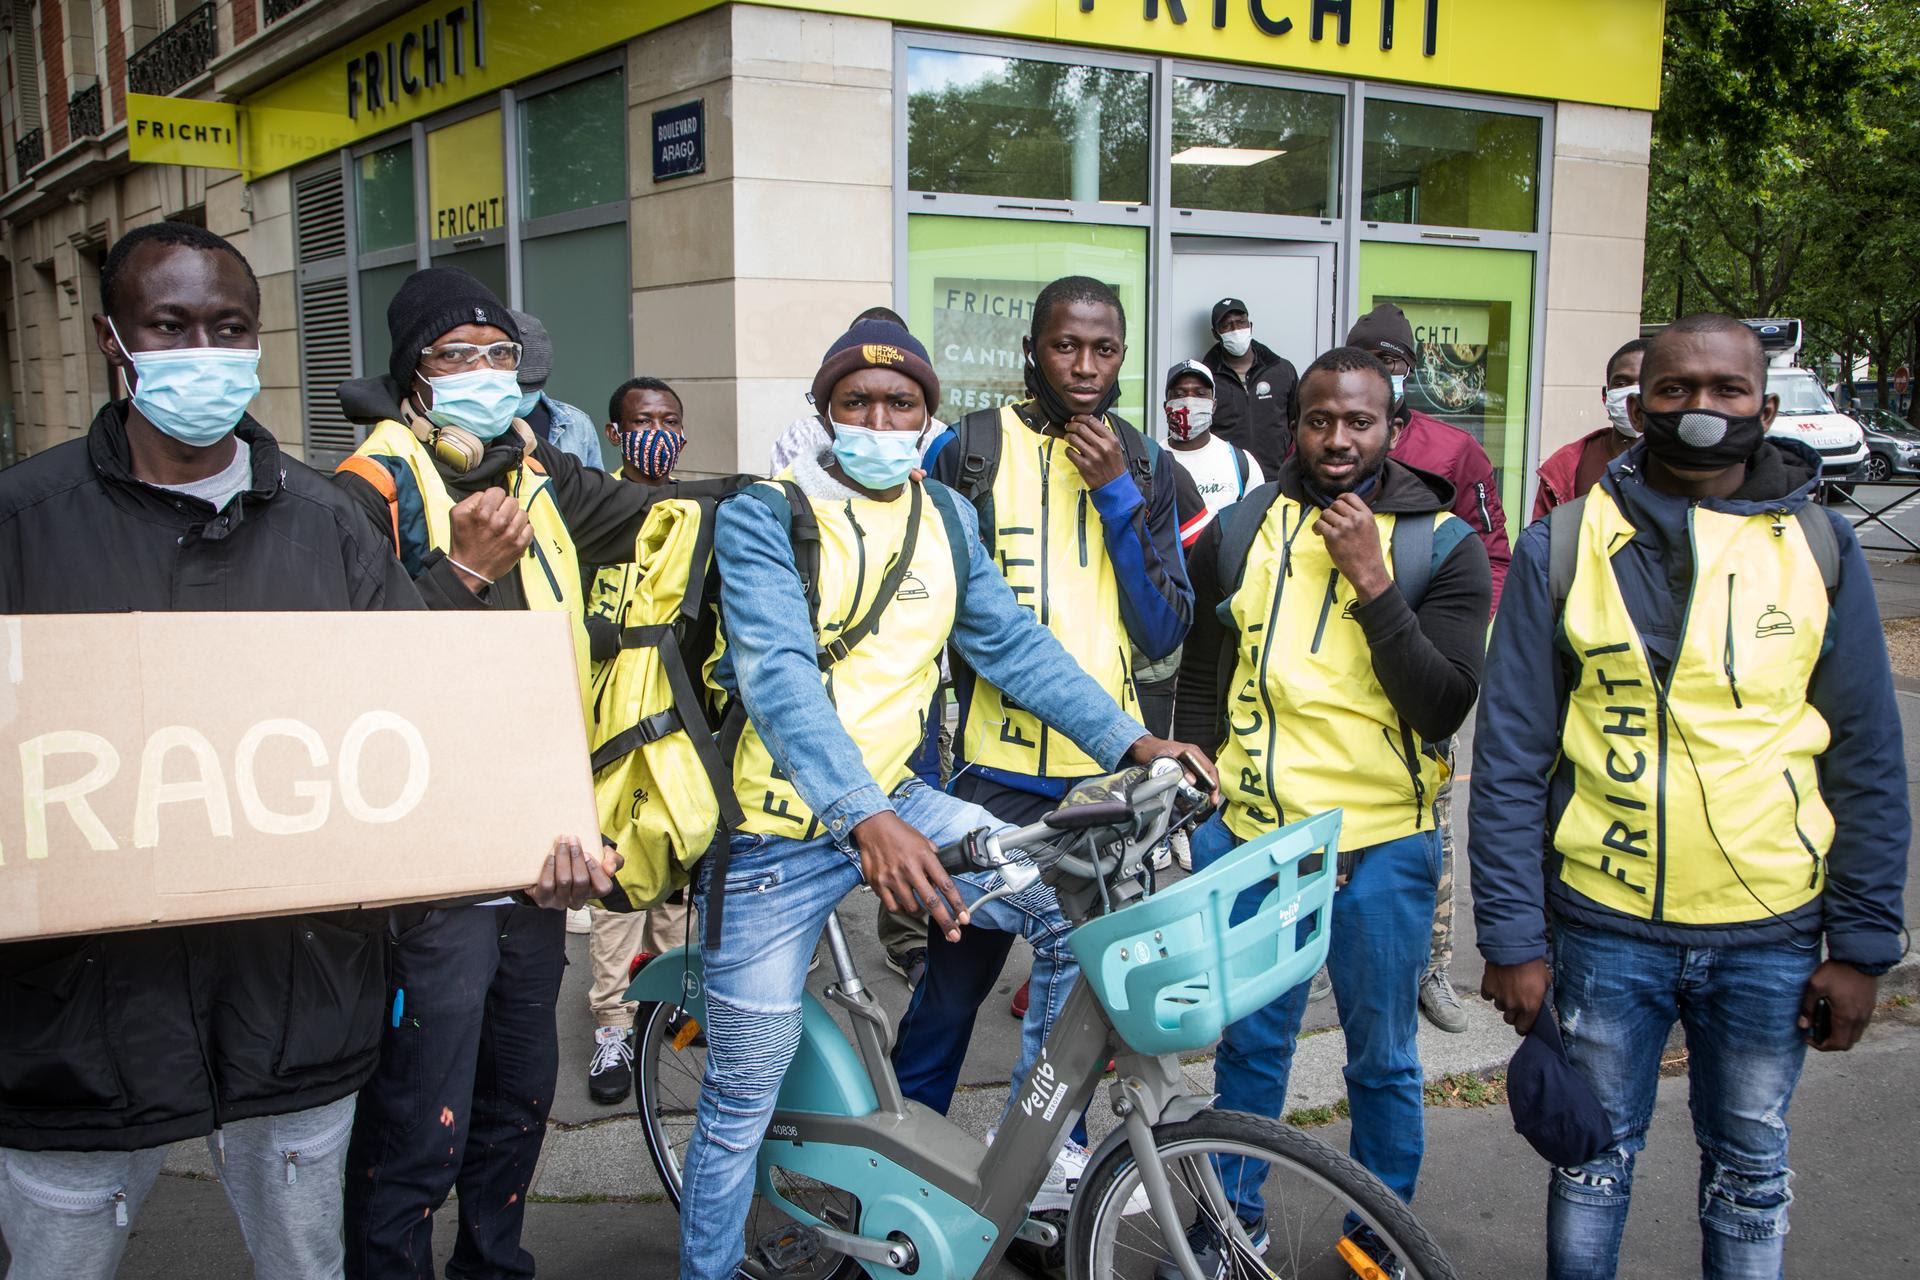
xmin=1806 ymin=996 xmax=1833 ymax=1045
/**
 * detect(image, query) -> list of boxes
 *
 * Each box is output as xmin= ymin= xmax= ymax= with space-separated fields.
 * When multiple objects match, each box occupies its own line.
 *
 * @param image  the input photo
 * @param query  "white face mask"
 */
xmin=1390 ymin=373 xmax=1407 ymax=403
xmin=1164 ymin=396 xmax=1214 ymax=441
xmin=1219 ymin=327 xmax=1254 ymax=358
xmin=1605 ymin=384 xmax=1640 ymax=438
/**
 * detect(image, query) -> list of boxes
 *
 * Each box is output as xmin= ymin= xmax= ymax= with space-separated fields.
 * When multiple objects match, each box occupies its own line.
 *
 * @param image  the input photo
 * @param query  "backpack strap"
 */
xmin=739 ymin=480 xmax=823 ymax=628
xmin=1215 ymin=480 xmax=1283 ymax=598
xmin=1389 ymin=512 xmax=1436 ymax=612
xmin=817 ymin=483 xmax=923 ymax=669
xmin=1233 ymin=447 xmax=1250 ymax=498
xmin=953 ymin=407 xmax=1003 ymax=554
xmin=1547 ymin=494 xmax=1588 ymax=617
xmin=1793 ymin=506 xmax=1841 ymax=594
xmin=337 ymin=454 xmax=401 ymax=552
xmin=926 ymin=483 xmax=972 ymax=616
xmin=1115 ymin=419 xmax=1156 ymax=507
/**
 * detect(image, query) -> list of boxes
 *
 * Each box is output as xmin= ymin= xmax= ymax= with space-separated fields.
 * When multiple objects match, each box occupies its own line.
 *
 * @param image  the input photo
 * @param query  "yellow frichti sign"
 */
xmin=241 ymin=0 xmax=1663 ymax=178
xmin=427 ymin=111 xmax=505 ymax=240
xmin=125 ymin=93 xmax=242 ymax=170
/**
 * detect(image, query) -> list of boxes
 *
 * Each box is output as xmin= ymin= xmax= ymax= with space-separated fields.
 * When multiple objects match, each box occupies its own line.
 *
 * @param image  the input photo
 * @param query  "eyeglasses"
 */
xmin=419 ymin=341 xmax=522 ymax=373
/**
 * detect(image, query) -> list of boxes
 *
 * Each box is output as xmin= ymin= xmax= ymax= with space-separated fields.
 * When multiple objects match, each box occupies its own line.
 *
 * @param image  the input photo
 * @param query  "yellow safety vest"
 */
xmin=1554 ymin=490 xmax=1833 ymax=924
xmin=732 ymin=481 xmax=960 ymax=840
xmin=1217 ymin=495 xmax=1452 ymax=850
xmin=345 ymin=419 xmax=591 ymax=717
xmin=962 ymin=405 xmax=1139 ymax=778
xmin=583 ymin=499 xmax=725 ymax=907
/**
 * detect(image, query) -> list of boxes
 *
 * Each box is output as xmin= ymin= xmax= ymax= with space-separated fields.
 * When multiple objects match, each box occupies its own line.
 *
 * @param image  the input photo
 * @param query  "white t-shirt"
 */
xmin=1169 ymin=434 xmax=1263 ymax=517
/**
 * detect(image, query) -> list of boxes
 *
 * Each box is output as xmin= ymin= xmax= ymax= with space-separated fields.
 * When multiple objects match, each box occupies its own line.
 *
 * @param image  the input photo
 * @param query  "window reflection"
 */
xmin=1172 ymin=78 xmax=1342 ymax=218
xmin=1361 ymin=99 xmax=1539 ymax=232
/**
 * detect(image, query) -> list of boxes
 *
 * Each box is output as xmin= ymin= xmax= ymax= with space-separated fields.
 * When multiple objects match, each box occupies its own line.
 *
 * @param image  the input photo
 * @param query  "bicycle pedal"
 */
xmin=754 ymin=1223 xmax=821 ymax=1273
xmin=1004 ymin=1211 xmax=1068 ymax=1280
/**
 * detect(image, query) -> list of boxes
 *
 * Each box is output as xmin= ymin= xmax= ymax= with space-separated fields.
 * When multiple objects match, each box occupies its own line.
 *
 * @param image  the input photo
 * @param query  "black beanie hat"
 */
xmin=1345 ymin=302 xmax=1417 ymax=366
xmin=386 ymin=267 xmax=520 ymax=391
xmin=810 ymin=320 xmax=941 ymax=418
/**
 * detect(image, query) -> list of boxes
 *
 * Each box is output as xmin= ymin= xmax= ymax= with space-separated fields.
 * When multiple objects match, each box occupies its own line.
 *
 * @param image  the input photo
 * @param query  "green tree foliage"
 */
xmin=1643 ymin=1 xmax=1920 ymax=418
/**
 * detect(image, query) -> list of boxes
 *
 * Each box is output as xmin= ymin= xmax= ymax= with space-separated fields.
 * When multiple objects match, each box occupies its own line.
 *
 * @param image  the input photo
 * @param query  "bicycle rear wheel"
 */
xmin=632 ymin=1000 xmax=862 ymax=1280
xmin=1068 ymin=1109 xmax=1456 ymax=1280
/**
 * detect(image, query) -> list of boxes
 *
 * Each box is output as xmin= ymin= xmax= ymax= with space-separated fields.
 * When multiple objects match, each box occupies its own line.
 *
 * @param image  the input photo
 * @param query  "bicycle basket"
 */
xmin=1067 ymin=809 xmax=1341 ymax=1056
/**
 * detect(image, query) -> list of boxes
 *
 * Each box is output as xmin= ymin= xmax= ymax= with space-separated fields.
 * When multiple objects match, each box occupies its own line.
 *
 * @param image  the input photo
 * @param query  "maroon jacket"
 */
xmin=1389 ymin=409 xmax=1510 ymax=611
xmin=1531 ymin=425 xmax=1630 ymax=521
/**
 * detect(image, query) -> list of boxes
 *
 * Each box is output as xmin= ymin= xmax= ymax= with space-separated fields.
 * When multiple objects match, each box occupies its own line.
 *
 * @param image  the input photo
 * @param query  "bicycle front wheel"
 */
xmin=1068 ymin=1109 xmax=1456 ymax=1280
xmin=632 ymin=1000 xmax=862 ymax=1280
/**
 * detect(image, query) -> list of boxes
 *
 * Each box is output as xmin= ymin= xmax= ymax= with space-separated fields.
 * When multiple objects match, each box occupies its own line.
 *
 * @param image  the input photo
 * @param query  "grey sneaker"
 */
xmin=1419 ymin=968 xmax=1469 ymax=1033
xmin=1308 ymin=965 xmax=1333 ymax=1003
xmin=1151 ymin=1215 xmax=1270 ymax=1280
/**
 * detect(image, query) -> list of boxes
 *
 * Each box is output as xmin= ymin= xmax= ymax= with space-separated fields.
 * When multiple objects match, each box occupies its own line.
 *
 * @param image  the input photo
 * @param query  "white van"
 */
xmin=1766 ymin=367 xmax=1867 ymax=479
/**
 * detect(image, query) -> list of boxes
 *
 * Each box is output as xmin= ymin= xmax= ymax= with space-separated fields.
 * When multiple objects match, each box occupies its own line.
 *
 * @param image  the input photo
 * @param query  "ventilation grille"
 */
xmin=13 ymin=0 xmax=40 ymax=131
xmin=294 ymin=165 xmax=346 ymax=264
xmin=297 ymin=274 xmax=357 ymax=469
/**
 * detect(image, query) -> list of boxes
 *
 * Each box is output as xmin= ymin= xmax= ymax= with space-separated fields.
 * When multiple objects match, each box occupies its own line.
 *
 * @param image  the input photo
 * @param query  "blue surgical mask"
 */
xmin=110 ymin=319 xmax=260 ymax=448
xmin=420 ymin=367 xmax=522 ymax=441
xmin=515 ymin=389 xmax=543 ymax=419
xmin=1390 ymin=373 xmax=1407 ymax=402
xmin=829 ymin=419 xmax=925 ymax=490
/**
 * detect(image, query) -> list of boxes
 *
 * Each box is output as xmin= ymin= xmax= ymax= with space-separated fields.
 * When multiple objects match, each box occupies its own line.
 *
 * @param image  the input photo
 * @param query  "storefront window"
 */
xmin=907 ymin=216 xmax=1148 ymax=427
xmin=520 ymin=70 xmax=626 ymax=220
xmin=1171 ymin=78 xmax=1342 ymax=219
xmin=1360 ymin=99 xmax=1539 ymax=232
xmin=358 ymin=261 xmax=415 ymax=378
xmin=523 ymin=221 xmax=631 ymax=466
xmin=906 ymin=49 xmax=1149 ymax=204
xmin=1358 ymin=241 xmax=1535 ymax=537
xmin=427 ymin=111 xmax=506 ymax=245
xmin=355 ymin=142 xmax=414 ymax=254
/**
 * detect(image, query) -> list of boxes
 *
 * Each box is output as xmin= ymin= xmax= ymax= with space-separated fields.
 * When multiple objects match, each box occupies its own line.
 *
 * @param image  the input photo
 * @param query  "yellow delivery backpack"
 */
xmin=584 ymin=495 xmax=743 ymax=911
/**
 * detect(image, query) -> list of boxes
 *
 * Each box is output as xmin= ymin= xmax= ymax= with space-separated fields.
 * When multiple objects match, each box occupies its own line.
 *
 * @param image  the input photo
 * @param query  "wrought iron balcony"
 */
xmin=128 ymin=2 xmax=216 ymax=96
xmin=263 ymin=0 xmax=312 ymax=22
xmin=14 ymin=127 xmax=44 ymax=178
xmin=67 ymin=84 xmax=102 ymax=140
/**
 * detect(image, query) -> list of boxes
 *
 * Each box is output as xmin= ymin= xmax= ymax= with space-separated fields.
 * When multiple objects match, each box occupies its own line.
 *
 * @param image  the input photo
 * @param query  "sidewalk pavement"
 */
xmin=52 ymin=1007 xmax=1920 ymax=1278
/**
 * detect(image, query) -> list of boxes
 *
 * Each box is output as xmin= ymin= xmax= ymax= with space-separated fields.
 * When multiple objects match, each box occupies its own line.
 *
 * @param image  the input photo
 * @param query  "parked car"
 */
xmin=1853 ymin=407 xmax=1920 ymax=483
xmin=1766 ymin=367 xmax=1867 ymax=479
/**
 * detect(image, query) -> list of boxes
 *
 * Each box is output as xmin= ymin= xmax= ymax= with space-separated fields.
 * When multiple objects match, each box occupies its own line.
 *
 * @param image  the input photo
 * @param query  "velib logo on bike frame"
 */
xmin=1019 ymin=1055 xmax=1071 ymax=1122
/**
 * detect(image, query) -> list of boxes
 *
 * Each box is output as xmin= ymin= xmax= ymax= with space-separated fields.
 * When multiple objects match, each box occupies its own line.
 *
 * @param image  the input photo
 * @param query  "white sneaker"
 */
xmin=565 ymin=907 xmax=592 ymax=935
xmin=1171 ymin=829 xmax=1192 ymax=872
xmin=1150 ymin=843 xmax=1173 ymax=871
xmin=1032 ymin=1140 xmax=1090 ymax=1214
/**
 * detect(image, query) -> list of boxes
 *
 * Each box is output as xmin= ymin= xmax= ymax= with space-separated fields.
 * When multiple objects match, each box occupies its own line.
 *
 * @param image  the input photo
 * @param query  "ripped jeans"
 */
xmin=1547 ymin=919 xmax=1820 ymax=1280
xmin=678 ymin=780 xmax=1074 ymax=1280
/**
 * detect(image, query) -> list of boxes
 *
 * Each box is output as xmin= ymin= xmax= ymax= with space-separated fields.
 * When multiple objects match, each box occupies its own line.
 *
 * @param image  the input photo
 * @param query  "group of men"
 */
xmin=0 ymin=218 xmax=1903 ymax=1280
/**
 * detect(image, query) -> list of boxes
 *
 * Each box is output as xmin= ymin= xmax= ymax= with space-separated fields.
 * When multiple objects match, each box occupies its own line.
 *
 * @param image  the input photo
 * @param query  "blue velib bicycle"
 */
xmin=629 ymin=761 xmax=1456 ymax=1280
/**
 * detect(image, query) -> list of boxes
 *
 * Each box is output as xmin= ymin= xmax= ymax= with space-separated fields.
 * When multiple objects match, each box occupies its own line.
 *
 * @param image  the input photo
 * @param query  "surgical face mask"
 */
xmin=419 ymin=367 xmax=522 ymax=442
xmin=621 ymin=426 xmax=685 ymax=480
xmin=1164 ymin=396 xmax=1214 ymax=441
xmin=1390 ymin=373 xmax=1407 ymax=403
xmin=110 ymin=319 xmax=260 ymax=448
xmin=829 ymin=419 xmax=925 ymax=490
xmin=1604 ymin=384 xmax=1640 ymax=438
xmin=1219 ymin=327 xmax=1254 ymax=359
xmin=515 ymin=389 xmax=543 ymax=419
xmin=1639 ymin=405 xmax=1765 ymax=473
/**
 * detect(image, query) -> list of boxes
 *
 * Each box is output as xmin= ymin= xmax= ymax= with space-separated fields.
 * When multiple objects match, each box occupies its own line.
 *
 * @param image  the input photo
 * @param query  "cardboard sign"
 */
xmin=0 ymin=612 xmax=597 ymax=942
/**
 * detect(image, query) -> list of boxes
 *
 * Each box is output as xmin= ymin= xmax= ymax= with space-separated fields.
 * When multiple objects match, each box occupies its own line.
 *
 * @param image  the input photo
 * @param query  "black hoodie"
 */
xmin=1183 ymin=455 xmax=1492 ymax=749
xmin=1202 ymin=338 xmax=1300 ymax=477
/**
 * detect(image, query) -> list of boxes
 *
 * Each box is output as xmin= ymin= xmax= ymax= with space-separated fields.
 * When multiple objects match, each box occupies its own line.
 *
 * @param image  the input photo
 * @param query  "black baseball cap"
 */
xmin=1210 ymin=297 xmax=1250 ymax=331
xmin=1507 ymin=1004 xmax=1611 ymax=1167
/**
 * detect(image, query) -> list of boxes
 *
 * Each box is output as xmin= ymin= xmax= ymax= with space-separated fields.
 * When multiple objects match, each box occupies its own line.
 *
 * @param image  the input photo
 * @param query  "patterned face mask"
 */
xmin=620 ymin=426 xmax=685 ymax=479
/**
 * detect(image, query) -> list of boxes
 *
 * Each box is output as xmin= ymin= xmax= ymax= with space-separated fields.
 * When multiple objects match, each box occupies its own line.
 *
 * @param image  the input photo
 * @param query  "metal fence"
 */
xmin=67 ymin=83 xmax=102 ymax=140
xmin=13 ymin=127 xmax=43 ymax=179
xmin=263 ymin=0 xmax=312 ymax=21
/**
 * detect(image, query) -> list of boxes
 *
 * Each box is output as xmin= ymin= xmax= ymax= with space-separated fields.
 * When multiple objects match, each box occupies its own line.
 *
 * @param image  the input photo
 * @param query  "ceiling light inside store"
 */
xmin=1171 ymin=146 xmax=1287 ymax=166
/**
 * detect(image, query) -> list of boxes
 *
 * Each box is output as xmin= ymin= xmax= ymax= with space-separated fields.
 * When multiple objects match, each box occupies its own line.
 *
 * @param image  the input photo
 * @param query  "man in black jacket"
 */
xmin=332 ymin=269 xmax=736 ymax=1280
xmin=0 ymin=225 xmax=518 ymax=1279
xmin=1200 ymin=295 xmax=1300 ymax=476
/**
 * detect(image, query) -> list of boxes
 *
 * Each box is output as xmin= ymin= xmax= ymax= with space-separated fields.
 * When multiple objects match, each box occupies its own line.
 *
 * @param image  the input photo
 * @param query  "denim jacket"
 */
xmin=711 ymin=477 xmax=1147 ymax=845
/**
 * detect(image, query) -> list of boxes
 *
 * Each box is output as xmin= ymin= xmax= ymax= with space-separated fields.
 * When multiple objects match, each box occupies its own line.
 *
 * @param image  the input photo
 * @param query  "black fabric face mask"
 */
xmin=1639 ymin=405 xmax=1766 ymax=472
xmin=1024 ymin=350 xmax=1121 ymax=429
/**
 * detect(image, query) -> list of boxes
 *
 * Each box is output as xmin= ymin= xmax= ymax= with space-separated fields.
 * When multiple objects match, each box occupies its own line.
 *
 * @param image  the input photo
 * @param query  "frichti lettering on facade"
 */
xmin=131 ymin=119 xmax=235 ymax=146
xmin=1077 ymin=0 xmax=1440 ymax=55
xmin=346 ymin=0 xmax=488 ymax=121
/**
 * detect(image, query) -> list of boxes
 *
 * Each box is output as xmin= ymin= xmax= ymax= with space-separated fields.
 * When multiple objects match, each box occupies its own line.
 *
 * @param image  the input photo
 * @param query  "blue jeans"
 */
xmin=677 ymin=780 xmax=1077 ymax=1280
xmin=1546 ymin=920 xmax=1820 ymax=1280
xmin=1194 ymin=811 xmax=1439 ymax=1220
